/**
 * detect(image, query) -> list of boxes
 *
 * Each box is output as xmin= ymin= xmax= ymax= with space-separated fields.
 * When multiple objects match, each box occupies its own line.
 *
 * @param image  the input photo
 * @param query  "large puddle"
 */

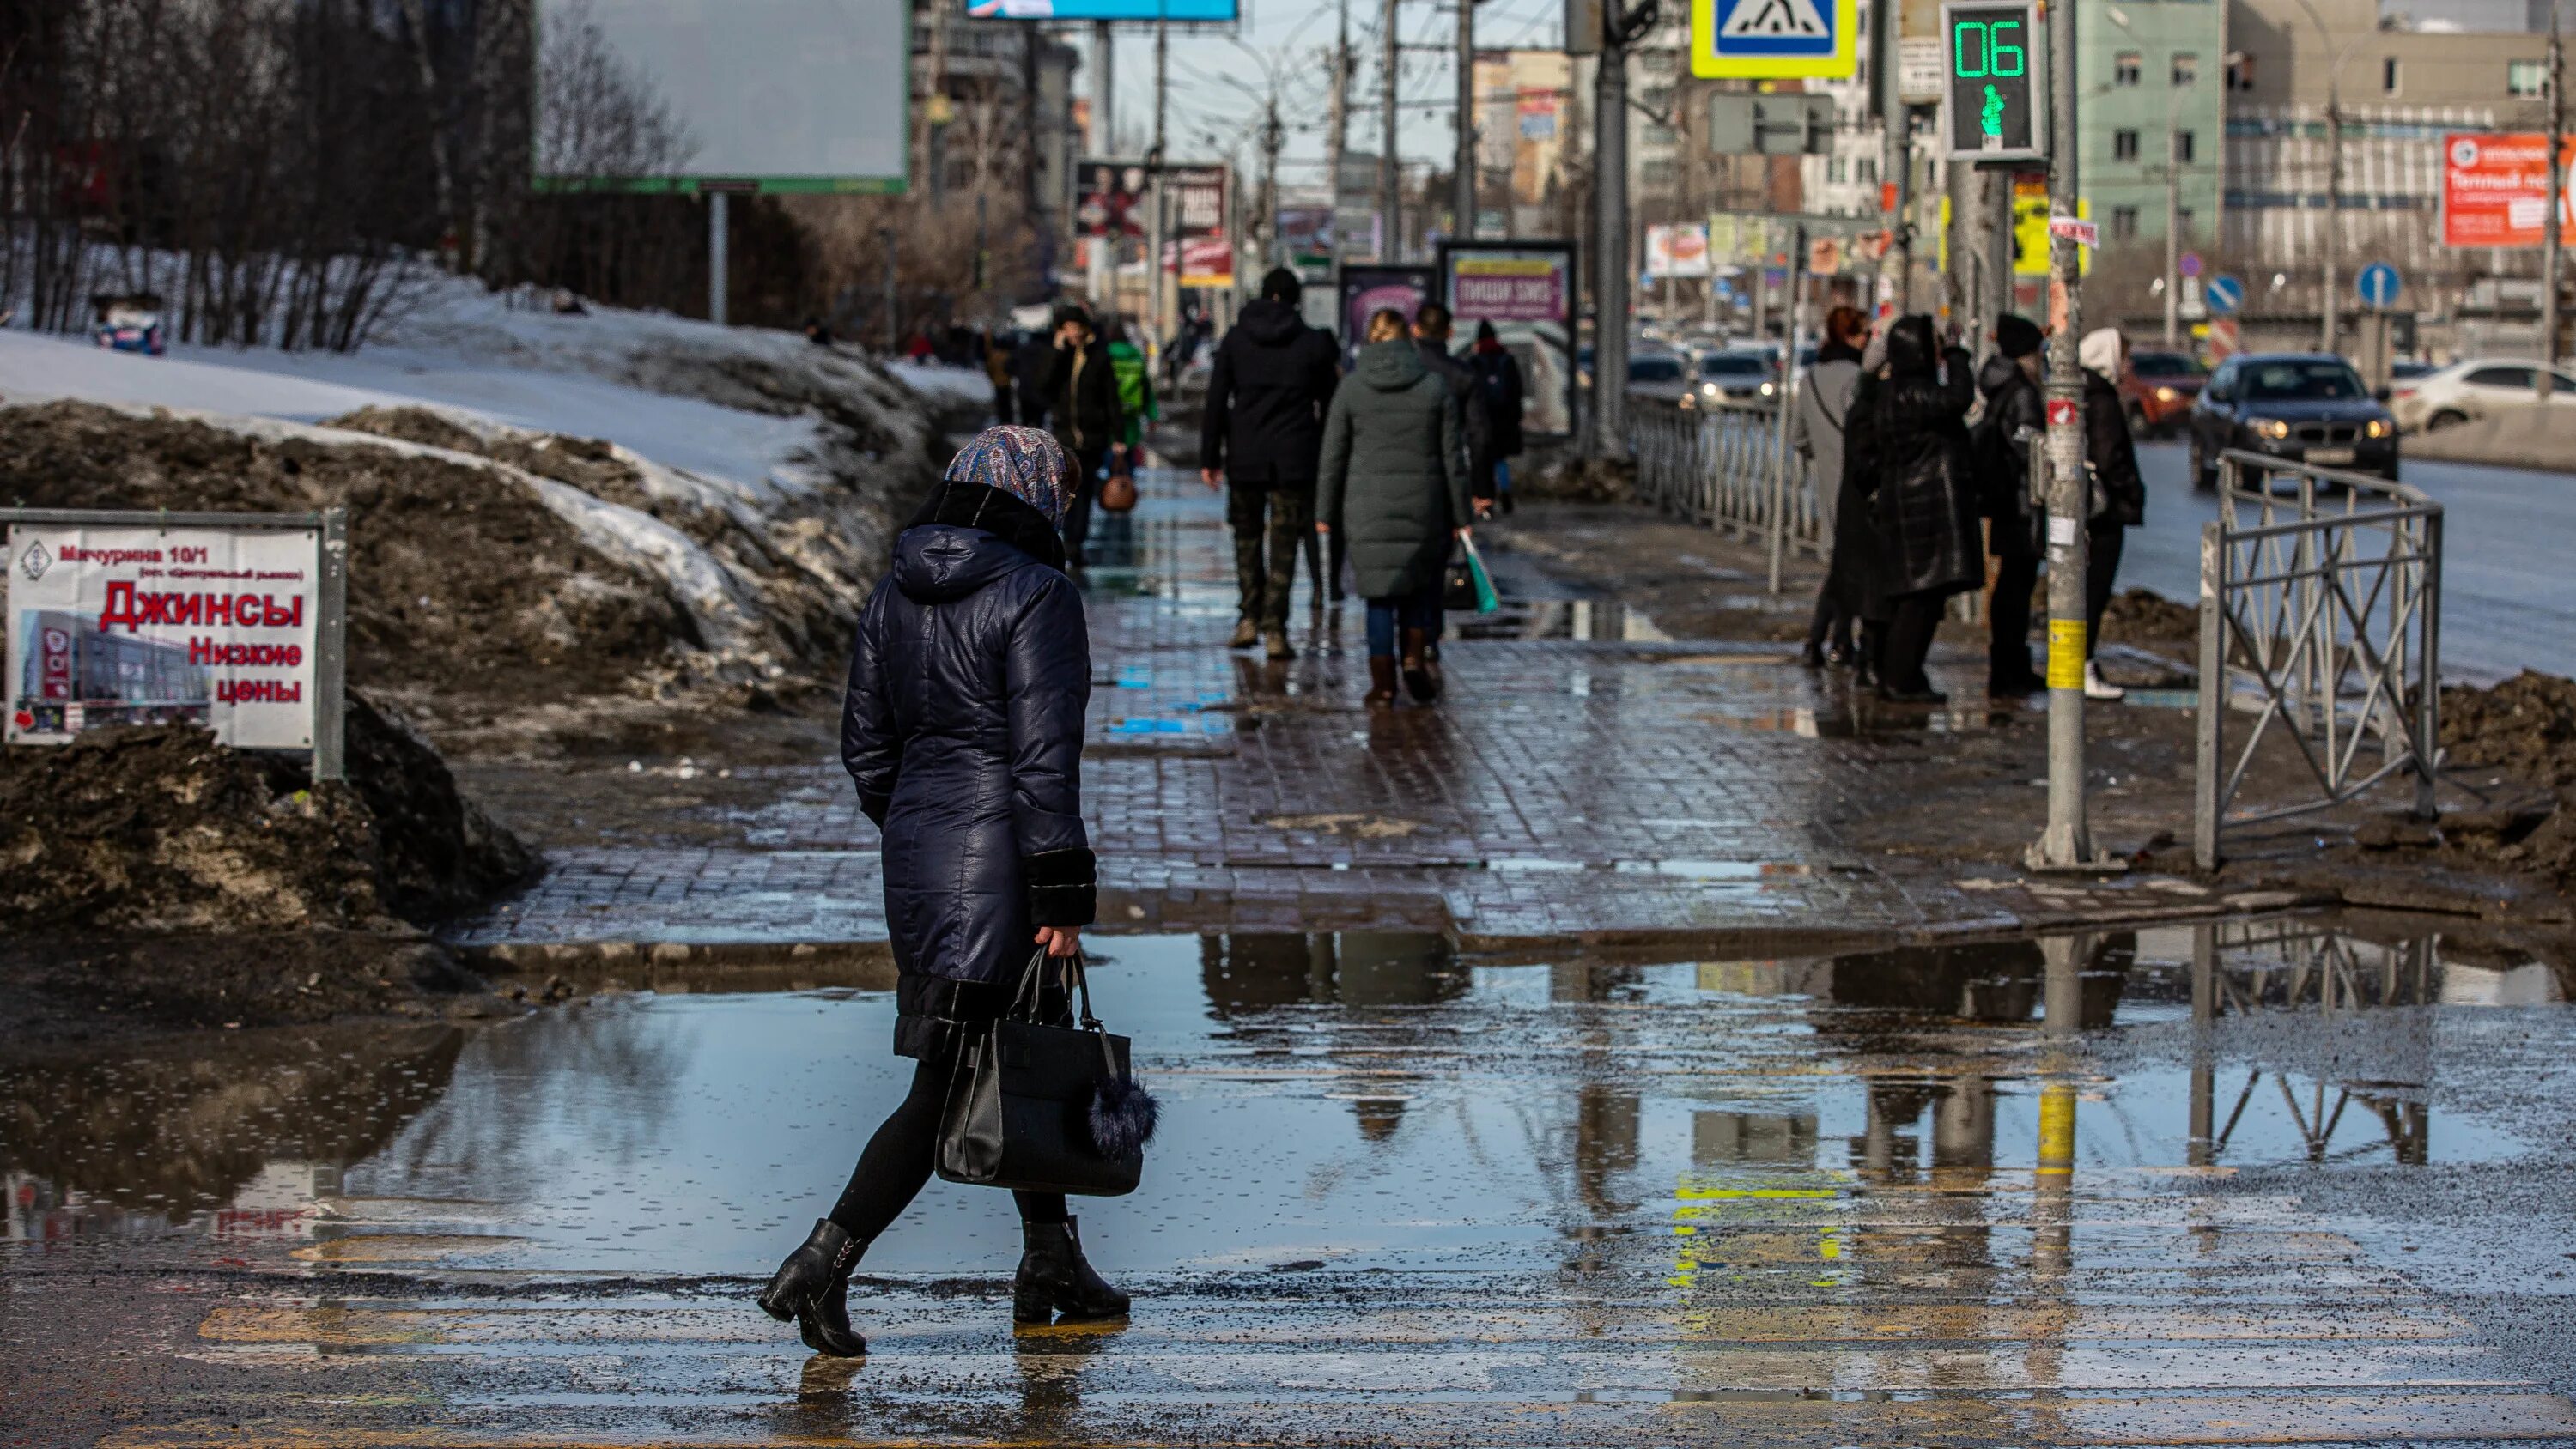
xmin=5 ymin=919 xmax=2566 ymax=1281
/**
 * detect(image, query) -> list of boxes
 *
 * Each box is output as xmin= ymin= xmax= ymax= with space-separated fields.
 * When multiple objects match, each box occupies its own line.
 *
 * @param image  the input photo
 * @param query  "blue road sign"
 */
xmin=2356 ymin=261 xmax=2402 ymax=310
xmin=2204 ymin=275 xmax=2245 ymax=317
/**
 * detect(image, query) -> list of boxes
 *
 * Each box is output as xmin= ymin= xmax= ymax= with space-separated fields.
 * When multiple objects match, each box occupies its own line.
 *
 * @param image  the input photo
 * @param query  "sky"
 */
xmin=1078 ymin=0 xmax=1569 ymax=197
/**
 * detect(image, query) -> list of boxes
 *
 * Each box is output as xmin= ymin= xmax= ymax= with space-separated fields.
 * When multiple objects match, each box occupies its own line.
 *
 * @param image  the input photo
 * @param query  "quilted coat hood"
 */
xmin=892 ymin=524 xmax=1037 ymax=604
xmin=1354 ymin=337 xmax=1430 ymax=391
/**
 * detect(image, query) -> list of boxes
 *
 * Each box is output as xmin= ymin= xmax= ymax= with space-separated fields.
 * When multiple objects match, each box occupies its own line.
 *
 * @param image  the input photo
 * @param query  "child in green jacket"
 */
xmin=1104 ymin=320 xmax=1157 ymax=469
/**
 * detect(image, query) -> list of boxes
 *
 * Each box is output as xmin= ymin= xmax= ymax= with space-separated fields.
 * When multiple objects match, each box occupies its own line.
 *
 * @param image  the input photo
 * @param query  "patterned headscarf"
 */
xmin=944 ymin=425 xmax=1076 ymax=524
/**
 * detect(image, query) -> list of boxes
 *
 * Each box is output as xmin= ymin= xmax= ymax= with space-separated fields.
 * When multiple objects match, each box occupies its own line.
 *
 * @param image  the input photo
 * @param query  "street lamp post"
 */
xmin=2285 ymin=0 xmax=2374 ymax=356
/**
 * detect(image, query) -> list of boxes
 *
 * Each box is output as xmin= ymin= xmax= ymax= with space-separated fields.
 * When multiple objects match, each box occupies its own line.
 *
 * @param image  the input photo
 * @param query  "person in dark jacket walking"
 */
xmin=758 ymin=426 xmax=1121 ymax=1359
xmin=1466 ymin=321 xmax=1526 ymax=512
xmin=1974 ymin=314 xmax=2049 ymax=697
xmin=2079 ymin=326 xmax=2146 ymax=700
xmin=1318 ymin=309 xmax=1470 ymax=706
xmin=1845 ymin=315 xmax=1980 ymax=704
xmin=1039 ymin=305 xmax=1123 ymax=574
xmin=1011 ymin=326 xmax=1056 ymax=432
xmin=1200 ymin=268 xmax=1343 ymax=659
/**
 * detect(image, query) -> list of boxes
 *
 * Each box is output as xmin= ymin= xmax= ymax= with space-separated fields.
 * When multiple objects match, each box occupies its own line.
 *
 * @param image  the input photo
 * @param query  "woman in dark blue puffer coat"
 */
xmin=757 ymin=426 xmax=1122 ymax=1359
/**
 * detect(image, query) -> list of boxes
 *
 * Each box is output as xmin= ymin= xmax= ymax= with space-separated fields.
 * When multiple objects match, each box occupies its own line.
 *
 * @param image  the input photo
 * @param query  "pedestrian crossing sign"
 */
xmin=1692 ymin=0 xmax=1859 ymax=78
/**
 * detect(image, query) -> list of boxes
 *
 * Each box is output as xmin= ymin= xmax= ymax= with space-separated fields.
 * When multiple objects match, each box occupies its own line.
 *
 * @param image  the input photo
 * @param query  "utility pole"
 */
xmin=2321 ymin=89 xmax=2342 ymax=354
xmin=1592 ymin=5 xmax=1635 ymax=458
xmin=1327 ymin=0 xmax=1352 ymax=264
xmin=2543 ymin=15 xmax=2565 ymax=399
xmin=2032 ymin=0 xmax=2102 ymax=871
xmin=1455 ymin=0 xmax=1477 ymax=241
xmin=1262 ymin=97 xmax=1285 ymax=268
xmin=1380 ymin=0 xmax=1401 ymax=260
xmin=1151 ymin=11 xmax=1170 ymax=356
xmin=1878 ymin=0 xmax=1909 ymax=315
xmin=1023 ymin=28 xmax=1048 ymax=288
xmin=2163 ymin=127 xmax=2181 ymax=347
xmin=708 ymin=191 xmax=728 ymax=326
xmin=1090 ymin=22 xmax=1115 ymax=312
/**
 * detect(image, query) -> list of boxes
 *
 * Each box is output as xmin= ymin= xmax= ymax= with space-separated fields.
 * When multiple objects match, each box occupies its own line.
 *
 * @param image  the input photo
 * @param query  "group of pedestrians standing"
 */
xmin=1797 ymin=306 xmax=2142 ymax=704
xmin=1198 ymin=268 xmax=1525 ymax=703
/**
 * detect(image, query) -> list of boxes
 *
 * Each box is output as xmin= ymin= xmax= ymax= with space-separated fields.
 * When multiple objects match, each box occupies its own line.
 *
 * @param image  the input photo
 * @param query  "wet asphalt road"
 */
xmin=2125 ymin=441 xmax=2574 ymax=684
xmin=8 ymin=921 xmax=2576 ymax=1446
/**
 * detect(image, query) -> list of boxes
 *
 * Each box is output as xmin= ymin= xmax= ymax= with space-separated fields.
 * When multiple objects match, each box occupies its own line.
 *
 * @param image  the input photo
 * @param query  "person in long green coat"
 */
xmin=1316 ymin=309 xmax=1470 ymax=706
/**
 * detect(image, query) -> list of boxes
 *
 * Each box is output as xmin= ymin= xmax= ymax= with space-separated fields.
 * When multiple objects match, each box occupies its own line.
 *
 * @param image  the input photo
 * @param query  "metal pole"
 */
xmin=2032 ymin=0 xmax=2098 ymax=870
xmin=707 ymin=190 xmax=728 ymax=327
xmin=1263 ymin=100 xmax=1285 ymax=268
xmin=1380 ymin=0 xmax=1401 ymax=259
xmin=1455 ymin=0 xmax=1476 ymax=240
xmin=1151 ymin=10 xmax=1170 ymax=355
xmin=1089 ymin=24 xmax=1115 ymax=312
xmin=1749 ymin=221 xmax=1770 ymax=341
xmin=2164 ymin=130 xmax=2181 ymax=347
xmin=1327 ymin=0 xmax=1352 ymax=264
xmin=2415 ymin=508 xmax=2444 ymax=819
xmin=2194 ymin=511 xmax=2226 ymax=870
xmin=1767 ymin=221 xmax=1808 ymax=593
xmin=312 ymin=507 xmax=349 ymax=784
xmin=1878 ymin=0 xmax=1909 ymax=317
xmin=2543 ymin=17 xmax=2564 ymax=399
xmin=1991 ymin=168 xmax=2018 ymax=335
xmin=1593 ymin=16 xmax=1631 ymax=458
xmin=2322 ymin=91 xmax=2341 ymax=354
xmin=880 ymin=227 xmax=898 ymax=353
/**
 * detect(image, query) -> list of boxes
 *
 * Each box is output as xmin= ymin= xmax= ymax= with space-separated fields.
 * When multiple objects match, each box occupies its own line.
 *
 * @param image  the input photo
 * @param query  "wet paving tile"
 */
xmin=7 ymin=918 xmax=2573 ymax=1445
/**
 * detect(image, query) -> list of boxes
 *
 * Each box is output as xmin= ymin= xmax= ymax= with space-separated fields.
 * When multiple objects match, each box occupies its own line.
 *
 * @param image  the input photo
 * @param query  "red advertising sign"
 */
xmin=2441 ymin=133 xmax=2576 ymax=249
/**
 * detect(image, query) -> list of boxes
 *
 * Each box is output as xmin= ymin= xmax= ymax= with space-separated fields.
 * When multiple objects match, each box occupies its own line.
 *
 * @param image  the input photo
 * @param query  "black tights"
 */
xmin=1877 ymin=594 xmax=1944 ymax=694
xmin=827 ymin=1058 xmax=1067 ymax=1242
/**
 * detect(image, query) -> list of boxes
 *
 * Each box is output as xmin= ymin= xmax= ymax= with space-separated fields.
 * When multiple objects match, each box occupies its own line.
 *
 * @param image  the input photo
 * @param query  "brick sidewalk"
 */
xmin=448 ymin=470 xmax=2291 ymax=956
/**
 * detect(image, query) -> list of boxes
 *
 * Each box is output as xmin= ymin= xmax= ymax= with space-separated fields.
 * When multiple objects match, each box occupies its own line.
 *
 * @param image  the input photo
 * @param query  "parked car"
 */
xmin=89 ymin=294 xmax=165 ymax=356
xmin=2385 ymin=357 xmax=2576 ymax=433
xmin=2122 ymin=349 xmax=2206 ymax=436
xmin=1625 ymin=351 xmax=1692 ymax=403
xmin=2188 ymin=354 xmax=2397 ymax=488
xmin=1682 ymin=349 xmax=1778 ymax=409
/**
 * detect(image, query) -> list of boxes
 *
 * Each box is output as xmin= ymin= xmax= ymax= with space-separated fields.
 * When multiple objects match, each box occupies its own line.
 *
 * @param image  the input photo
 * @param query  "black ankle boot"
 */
xmin=758 ymin=1218 xmax=868 ymax=1357
xmin=1014 ymin=1217 xmax=1129 ymax=1324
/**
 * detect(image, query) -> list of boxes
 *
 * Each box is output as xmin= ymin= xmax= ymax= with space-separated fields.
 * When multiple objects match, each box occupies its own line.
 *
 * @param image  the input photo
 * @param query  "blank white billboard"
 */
xmin=538 ymin=0 xmax=908 ymax=192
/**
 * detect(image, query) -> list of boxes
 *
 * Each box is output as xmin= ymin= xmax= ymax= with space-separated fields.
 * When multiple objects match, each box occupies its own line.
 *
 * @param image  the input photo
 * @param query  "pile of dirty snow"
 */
xmin=2444 ymin=670 xmax=2576 ymax=789
xmin=0 ymin=694 xmax=533 ymax=936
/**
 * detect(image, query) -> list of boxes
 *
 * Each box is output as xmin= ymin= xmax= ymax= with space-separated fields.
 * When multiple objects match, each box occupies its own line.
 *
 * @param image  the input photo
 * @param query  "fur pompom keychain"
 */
xmin=1086 ymin=1074 xmax=1160 ymax=1159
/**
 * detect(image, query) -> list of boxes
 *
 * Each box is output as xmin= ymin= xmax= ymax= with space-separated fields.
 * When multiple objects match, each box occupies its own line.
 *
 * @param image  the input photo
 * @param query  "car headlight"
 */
xmin=2365 ymin=418 xmax=2392 ymax=439
xmin=2154 ymin=385 xmax=2178 ymax=402
xmin=1759 ymin=380 xmax=1777 ymax=397
xmin=2249 ymin=418 xmax=2292 ymax=440
xmin=1701 ymin=382 xmax=1720 ymax=397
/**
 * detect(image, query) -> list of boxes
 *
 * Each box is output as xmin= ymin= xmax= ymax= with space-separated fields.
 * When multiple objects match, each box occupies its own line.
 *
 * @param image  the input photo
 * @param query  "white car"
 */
xmin=2388 ymin=358 xmax=2576 ymax=433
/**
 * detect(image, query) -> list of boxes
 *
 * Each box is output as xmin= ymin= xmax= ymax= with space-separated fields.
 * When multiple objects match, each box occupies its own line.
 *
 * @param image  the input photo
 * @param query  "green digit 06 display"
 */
xmin=1943 ymin=0 xmax=2041 ymax=161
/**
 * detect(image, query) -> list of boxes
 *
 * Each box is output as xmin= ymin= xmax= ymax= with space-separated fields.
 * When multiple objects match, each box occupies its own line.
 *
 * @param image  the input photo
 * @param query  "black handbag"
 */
xmin=936 ymin=950 xmax=1151 ymax=1197
xmin=1441 ymin=541 xmax=1479 ymax=612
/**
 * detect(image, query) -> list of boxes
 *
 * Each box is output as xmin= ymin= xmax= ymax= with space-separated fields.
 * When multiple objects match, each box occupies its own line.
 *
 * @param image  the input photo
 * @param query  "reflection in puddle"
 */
xmin=3 ymin=920 xmax=2563 ymax=1283
xmin=1457 ymin=598 xmax=1668 ymax=642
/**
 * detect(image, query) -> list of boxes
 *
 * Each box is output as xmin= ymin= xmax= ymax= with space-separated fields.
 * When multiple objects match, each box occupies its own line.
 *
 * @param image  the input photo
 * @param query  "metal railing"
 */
xmin=1625 ymin=393 xmax=1825 ymax=587
xmin=2193 ymin=451 xmax=2443 ymax=870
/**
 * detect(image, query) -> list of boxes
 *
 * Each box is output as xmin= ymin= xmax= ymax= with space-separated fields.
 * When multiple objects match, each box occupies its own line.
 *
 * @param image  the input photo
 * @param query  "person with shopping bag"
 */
xmin=758 ymin=426 xmax=1136 ymax=1358
xmin=1316 ymin=308 xmax=1472 ymax=706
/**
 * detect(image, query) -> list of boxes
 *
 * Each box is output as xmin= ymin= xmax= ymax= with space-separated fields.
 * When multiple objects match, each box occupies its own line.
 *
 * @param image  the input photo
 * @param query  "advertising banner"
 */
xmin=1339 ymin=264 xmax=1437 ymax=366
xmin=1176 ymin=235 xmax=1234 ymax=289
xmin=8 ymin=521 xmax=323 ymax=750
xmin=2441 ymin=133 xmax=2576 ymax=248
xmin=1167 ymin=165 xmax=1229 ymax=239
xmin=1645 ymin=221 xmax=1713 ymax=277
xmin=1076 ymin=161 xmax=1151 ymax=239
xmin=1441 ymin=241 xmax=1578 ymax=439
xmin=968 ymin=0 xmax=1236 ymax=17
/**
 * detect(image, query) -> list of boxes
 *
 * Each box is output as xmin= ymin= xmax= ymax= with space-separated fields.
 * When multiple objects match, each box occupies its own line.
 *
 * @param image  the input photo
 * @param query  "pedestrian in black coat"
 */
xmin=1974 ymin=313 xmax=2049 ymax=696
xmin=1037 ymin=304 xmax=1123 ymax=572
xmin=1467 ymin=322 xmax=1526 ymax=509
xmin=1844 ymin=314 xmax=1978 ymax=703
xmin=1011 ymin=328 xmax=1055 ymax=430
xmin=2078 ymin=326 xmax=2147 ymax=700
xmin=1200 ymin=268 xmax=1343 ymax=655
xmin=759 ymin=426 xmax=1127 ymax=1360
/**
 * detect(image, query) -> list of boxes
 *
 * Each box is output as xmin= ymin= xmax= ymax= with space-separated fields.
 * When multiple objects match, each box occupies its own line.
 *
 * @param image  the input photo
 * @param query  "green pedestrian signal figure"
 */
xmin=1980 ymin=83 xmax=2006 ymax=142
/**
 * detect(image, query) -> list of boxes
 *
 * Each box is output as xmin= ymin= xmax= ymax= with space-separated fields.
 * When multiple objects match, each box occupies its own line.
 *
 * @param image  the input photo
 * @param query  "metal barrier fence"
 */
xmin=2193 ymin=450 xmax=2443 ymax=870
xmin=1625 ymin=394 xmax=1825 ymax=586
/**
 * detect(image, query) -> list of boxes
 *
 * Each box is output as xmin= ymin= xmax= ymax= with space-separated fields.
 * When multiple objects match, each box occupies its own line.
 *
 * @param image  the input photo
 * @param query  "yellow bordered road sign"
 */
xmin=1692 ymin=0 xmax=1861 ymax=78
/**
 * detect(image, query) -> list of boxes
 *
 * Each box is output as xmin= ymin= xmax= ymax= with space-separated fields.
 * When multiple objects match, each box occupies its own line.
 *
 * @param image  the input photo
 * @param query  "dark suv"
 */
xmin=2187 ymin=353 xmax=2399 ymax=489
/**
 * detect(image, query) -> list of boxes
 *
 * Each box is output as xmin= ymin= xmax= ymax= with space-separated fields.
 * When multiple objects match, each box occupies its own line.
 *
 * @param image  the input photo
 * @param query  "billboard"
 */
xmin=1442 ymin=240 xmax=1578 ymax=440
xmin=1176 ymin=236 xmax=1234 ymax=289
xmin=968 ymin=0 xmax=1237 ymax=16
xmin=1076 ymin=161 xmax=1151 ymax=238
xmin=2441 ymin=133 xmax=2576 ymax=249
xmin=1339 ymin=265 xmax=1437 ymax=366
xmin=535 ymin=0 xmax=908 ymax=193
xmin=1646 ymin=222 xmax=1712 ymax=277
xmin=8 ymin=523 xmax=324 ymax=750
xmin=1167 ymin=165 xmax=1230 ymax=239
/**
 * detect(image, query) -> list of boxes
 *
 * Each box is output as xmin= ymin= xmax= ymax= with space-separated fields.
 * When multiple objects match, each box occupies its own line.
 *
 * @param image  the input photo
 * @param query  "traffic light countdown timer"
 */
xmin=1941 ymin=0 xmax=2044 ymax=164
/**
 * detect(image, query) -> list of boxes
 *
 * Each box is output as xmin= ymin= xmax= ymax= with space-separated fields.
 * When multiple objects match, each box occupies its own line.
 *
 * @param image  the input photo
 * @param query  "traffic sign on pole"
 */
xmin=2178 ymin=252 xmax=2202 ymax=279
xmin=2355 ymin=260 xmax=2403 ymax=310
xmin=1691 ymin=0 xmax=1861 ymax=79
xmin=2204 ymin=275 xmax=2245 ymax=316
